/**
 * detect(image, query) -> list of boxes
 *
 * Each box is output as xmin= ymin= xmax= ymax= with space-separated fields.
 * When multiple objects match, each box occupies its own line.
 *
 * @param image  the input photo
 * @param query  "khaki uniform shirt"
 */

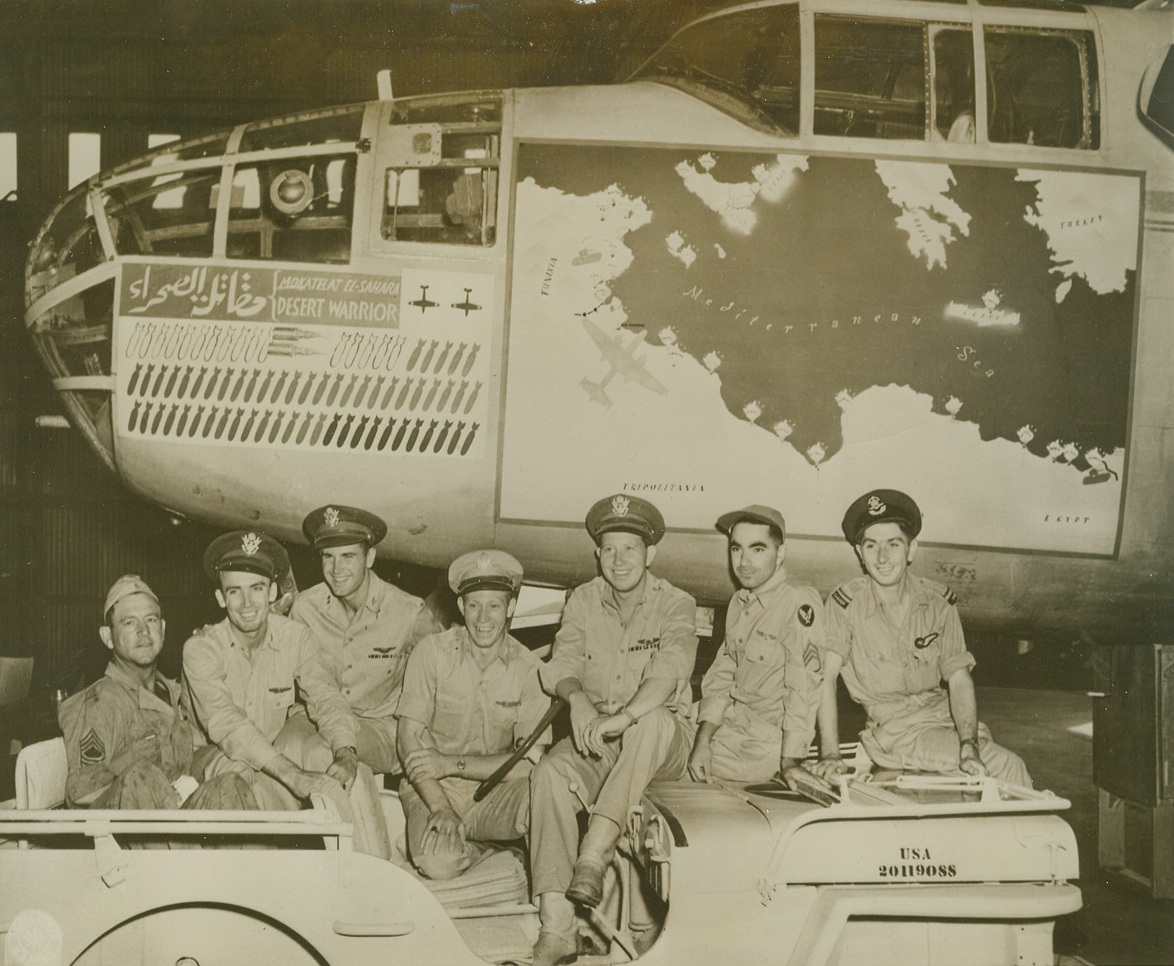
xmin=699 ymin=567 xmax=824 ymax=759
xmin=59 ymin=661 xmax=197 ymax=806
xmin=397 ymin=626 xmax=549 ymax=757
xmin=540 ymin=574 xmax=697 ymax=716
xmin=291 ymin=572 xmax=437 ymax=721
xmin=824 ymin=574 xmax=975 ymax=726
xmin=182 ymin=614 xmax=356 ymax=771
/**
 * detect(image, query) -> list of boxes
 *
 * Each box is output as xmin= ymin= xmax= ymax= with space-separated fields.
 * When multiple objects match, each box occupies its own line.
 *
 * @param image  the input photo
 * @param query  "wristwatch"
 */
xmin=336 ymin=745 xmax=358 ymax=758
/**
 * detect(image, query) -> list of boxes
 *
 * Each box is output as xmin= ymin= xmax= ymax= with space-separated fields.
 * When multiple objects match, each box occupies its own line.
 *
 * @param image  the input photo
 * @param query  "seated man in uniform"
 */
xmin=812 ymin=490 xmax=1032 ymax=787
xmin=395 ymin=549 xmax=549 ymax=880
xmin=60 ymin=574 xmax=255 ymax=811
xmin=289 ymin=504 xmax=439 ymax=777
xmin=688 ymin=505 xmax=825 ymax=787
xmin=182 ymin=530 xmax=390 ymax=857
xmin=530 ymin=495 xmax=697 ymax=966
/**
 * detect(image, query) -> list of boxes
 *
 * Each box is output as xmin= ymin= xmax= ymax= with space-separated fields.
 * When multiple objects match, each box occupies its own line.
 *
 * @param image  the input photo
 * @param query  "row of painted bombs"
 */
xmin=125 ymin=365 xmax=483 ymax=416
xmin=125 ymin=400 xmax=481 ymax=455
xmin=124 ymin=324 xmax=482 ymax=377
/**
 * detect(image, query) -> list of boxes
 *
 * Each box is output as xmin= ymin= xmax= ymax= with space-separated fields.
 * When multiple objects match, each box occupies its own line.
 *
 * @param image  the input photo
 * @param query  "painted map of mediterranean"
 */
xmin=501 ymin=144 xmax=1139 ymax=555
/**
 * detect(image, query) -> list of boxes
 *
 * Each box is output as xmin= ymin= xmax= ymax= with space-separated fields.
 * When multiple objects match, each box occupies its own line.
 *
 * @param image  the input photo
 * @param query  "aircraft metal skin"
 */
xmin=22 ymin=0 xmax=1174 ymax=644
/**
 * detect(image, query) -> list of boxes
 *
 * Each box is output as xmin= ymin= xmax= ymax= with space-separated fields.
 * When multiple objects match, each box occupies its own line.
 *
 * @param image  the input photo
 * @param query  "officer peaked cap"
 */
xmin=302 ymin=505 xmax=388 ymax=550
xmin=203 ymin=530 xmax=289 ymax=582
xmin=841 ymin=489 xmax=922 ymax=544
xmin=448 ymin=549 xmax=524 ymax=596
xmin=586 ymin=494 xmax=665 ymax=545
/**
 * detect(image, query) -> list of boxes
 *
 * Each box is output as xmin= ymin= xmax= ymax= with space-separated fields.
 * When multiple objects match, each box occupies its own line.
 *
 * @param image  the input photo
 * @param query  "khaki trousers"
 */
xmin=399 ymin=774 xmax=530 ymax=881
xmin=529 ymin=707 xmax=693 ymax=898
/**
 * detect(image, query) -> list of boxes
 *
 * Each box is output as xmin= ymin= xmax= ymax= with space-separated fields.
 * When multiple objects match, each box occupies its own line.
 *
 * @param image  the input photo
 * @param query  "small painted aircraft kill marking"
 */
xmin=409 ymin=285 xmax=438 ymax=312
xmin=451 ymin=288 xmax=481 ymax=316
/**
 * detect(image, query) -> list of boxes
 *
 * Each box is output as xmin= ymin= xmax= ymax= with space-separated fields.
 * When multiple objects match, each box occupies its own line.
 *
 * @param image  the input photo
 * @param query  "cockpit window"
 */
xmin=110 ymin=133 xmax=231 ymax=176
xmin=238 ymin=106 xmax=365 ymax=153
xmin=227 ymin=153 xmax=357 ymax=262
xmin=630 ymin=5 xmax=800 ymax=136
xmin=102 ymin=169 xmax=220 ymax=258
xmin=984 ymin=28 xmax=1098 ymax=148
xmin=815 ymin=17 xmax=928 ymax=139
xmin=932 ymin=28 xmax=977 ymax=142
xmin=26 ymin=189 xmax=104 ymax=304
xmin=380 ymin=123 xmax=499 ymax=246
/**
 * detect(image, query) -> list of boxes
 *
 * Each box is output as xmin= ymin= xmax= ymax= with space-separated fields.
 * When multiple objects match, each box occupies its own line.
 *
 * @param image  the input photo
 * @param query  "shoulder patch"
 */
xmin=831 ymin=588 xmax=853 ymax=609
xmin=940 ymin=585 xmax=957 ymax=606
xmin=797 ymin=604 xmax=815 ymax=627
xmin=79 ymin=727 xmax=106 ymax=765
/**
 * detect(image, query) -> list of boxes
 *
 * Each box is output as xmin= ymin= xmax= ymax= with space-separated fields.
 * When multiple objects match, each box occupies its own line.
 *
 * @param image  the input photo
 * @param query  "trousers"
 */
xmin=529 ymin=707 xmax=693 ymax=898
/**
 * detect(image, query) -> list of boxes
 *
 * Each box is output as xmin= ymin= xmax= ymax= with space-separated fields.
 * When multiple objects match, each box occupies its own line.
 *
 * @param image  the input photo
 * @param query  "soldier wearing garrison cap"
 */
xmin=813 ymin=490 xmax=1032 ymax=788
xmin=688 ymin=505 xmax=828 ymax=790
xmin=530 ymin=495 xmax=697 ymax=966
xmin=290 ymin=505 xmax=440 ymax=777
xmin=59 ymin=574 xmax=257 ymax=812
xmin=184 ymin=530 xmax=392 ymax=859
xmin=396 ymin=549 xmax=548 ymax=882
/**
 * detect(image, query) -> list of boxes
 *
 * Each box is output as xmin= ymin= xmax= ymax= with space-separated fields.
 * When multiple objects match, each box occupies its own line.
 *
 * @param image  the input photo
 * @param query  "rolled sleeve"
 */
xmin=182 ymin=634 xmax=280 ymax=771
xmin=937 ymin=606 xmax=976 ymax=681
xmin=539 ymin=589 xmax=587 ymax=694
xmin=396 ymin=635 xmax=438 ymax=726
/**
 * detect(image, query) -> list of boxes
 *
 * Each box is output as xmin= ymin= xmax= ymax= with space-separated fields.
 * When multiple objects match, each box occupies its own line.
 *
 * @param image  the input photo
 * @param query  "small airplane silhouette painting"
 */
xmin=579 ymin=317 xmax=668 ymax=407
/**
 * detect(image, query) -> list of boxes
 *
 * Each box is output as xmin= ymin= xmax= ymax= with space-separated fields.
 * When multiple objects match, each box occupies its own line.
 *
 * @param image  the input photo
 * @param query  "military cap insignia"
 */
xmin=866 ymin=494 xmax=887 ymax=516
xmin=79 ymin=728 xmax=105 ymax=765
xmin=324 ymin=506 xmax=340 ymax=528
xmin=803 ymin=641 xmax=822 ymax=671
xmin=832 ymin=588 xmax=853 ymax=609
xmin=477 ymin=552 xmax=492 ymax=571
xmin=798 ymin=604 xmax=815 ymax=627
xmin=241 ymin=532 xmax=262 ymax=556
xmin=611 ymin=495 xmax=630 ymax=517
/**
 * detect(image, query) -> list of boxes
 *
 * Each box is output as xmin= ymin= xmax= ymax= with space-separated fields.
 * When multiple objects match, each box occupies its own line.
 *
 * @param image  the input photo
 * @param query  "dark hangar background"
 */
xmin=0 ymin=0 xmax=728 ymax=696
